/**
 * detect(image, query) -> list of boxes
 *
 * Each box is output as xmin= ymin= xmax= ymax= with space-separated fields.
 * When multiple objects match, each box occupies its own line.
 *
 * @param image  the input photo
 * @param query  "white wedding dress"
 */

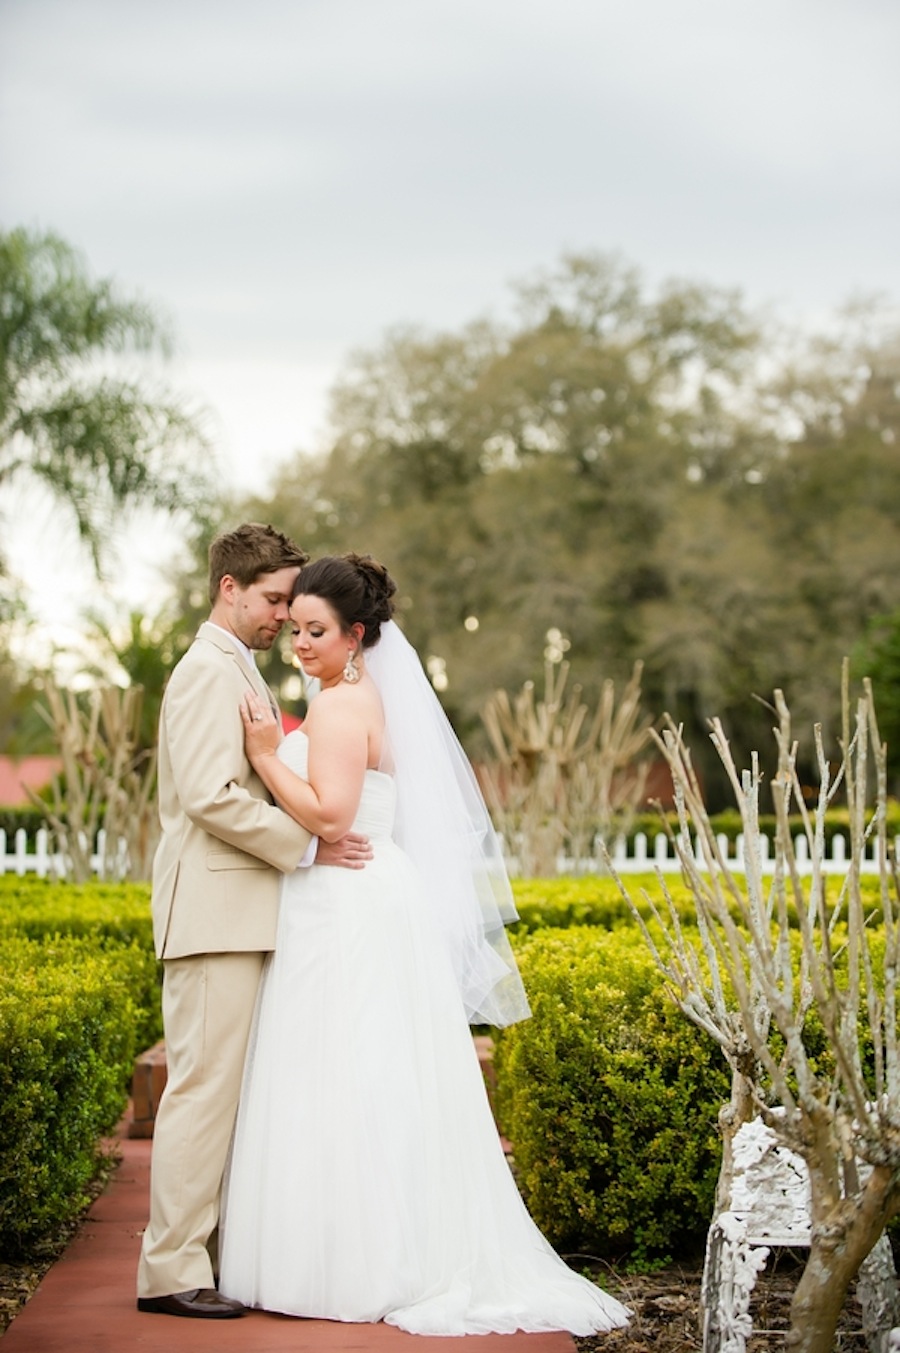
xmin=219 ymin=731 xmax=629 ymax=1336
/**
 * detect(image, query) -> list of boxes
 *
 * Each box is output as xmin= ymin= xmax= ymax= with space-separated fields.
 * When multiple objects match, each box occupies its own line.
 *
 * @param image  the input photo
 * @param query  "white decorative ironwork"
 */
xmin=702 ymin=1212 xmax=770 ymax=1353
xmin=702 ymin=1117 xmax=900 ymax=1353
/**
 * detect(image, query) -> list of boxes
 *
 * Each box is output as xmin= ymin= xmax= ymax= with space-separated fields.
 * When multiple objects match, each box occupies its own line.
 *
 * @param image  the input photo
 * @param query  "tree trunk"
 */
xmin=786 ymin=1169 xmax=899 ymax=1353
xmin=714 ymin=1064 xmax=756 ymax=1217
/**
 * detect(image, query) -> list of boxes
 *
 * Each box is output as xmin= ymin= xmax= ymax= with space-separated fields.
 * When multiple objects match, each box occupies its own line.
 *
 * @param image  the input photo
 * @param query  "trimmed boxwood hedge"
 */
xmin=0 ymin=935 xmax=154 ymax=1259
xmin=628 ymin=802 xmax=900 ymax=847
xmin=509 ymin=872 xmax=889 ymax=932
xmin=0 ymin=876 xmax=154 ymax=947
xmin=0 ymin=877 xmax=160 ymax=1053
xmin=0 ymin=878 xmax=161 ymax=1260
xmin=497 ymin=878 xmax=890 ymax=1266
xmin=496 ymin=925 xmax=730 ymax=1267
xmin=509 ymin=874 xmax=693 ymax=932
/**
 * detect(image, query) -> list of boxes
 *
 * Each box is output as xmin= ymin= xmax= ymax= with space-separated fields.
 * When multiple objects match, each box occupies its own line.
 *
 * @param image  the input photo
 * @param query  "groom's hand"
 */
xmin=316 ymin=831 xmax=373 ymax=869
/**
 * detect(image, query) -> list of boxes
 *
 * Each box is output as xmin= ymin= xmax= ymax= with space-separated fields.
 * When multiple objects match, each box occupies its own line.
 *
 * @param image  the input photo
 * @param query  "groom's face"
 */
xmin=225 ymin=566 xmax=300 ymax=650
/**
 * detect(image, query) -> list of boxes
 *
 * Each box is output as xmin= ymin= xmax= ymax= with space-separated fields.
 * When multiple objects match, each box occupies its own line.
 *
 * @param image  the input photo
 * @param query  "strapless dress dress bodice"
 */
xmin=277 ymin=729 xmax=396 ymax=840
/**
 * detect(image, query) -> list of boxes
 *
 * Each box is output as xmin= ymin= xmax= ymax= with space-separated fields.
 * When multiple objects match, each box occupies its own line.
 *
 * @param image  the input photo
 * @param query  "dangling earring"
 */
xmin=343 ymin=649 xmax=361 ymax=684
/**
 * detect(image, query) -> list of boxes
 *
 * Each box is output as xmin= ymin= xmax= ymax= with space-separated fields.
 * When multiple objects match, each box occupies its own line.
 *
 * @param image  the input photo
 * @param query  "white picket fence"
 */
xmin=0 ymin=827 xmax=130 ymax=879
xmin=508 ymin=830 xmax=899 ymax=878
xmin=3 ymin=825 xmax=898 ymax=880
xmin=598 ymin=830 xmax=898 ymax=876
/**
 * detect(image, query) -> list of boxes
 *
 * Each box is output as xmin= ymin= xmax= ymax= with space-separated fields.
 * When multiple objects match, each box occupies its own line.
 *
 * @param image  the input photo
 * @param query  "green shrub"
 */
xmin=510 ymin=878 xmax=636 ymax=930
xmin=495 ymin=926 xmax=729 ymax=1267
xmin=629 ymin=802 xmax=900 ymax=847
xmin=0 ymin=879 xmax=162 ymax=1259
xmin=0 ymin=878 xmax=160 ymax=1050
xmin=0 ymin=876 xmax=153 ymax=949
xmin=511 ymin=874 xmax=703 ymax=932
xmin=0 ymin=935 xmax=151 ymax=1260
xmin=510 ymin=872 xmax=887 ymax=932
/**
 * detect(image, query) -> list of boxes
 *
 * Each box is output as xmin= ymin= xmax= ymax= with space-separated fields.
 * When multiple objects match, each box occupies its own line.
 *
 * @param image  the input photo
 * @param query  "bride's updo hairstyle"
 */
xmin=292 ymin=553 xmax=396 ymax=649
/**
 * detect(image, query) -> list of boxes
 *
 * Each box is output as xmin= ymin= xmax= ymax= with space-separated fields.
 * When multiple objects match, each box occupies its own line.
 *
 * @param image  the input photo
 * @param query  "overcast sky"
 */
xmin=1 ymin=0 xmax=899 ymax=646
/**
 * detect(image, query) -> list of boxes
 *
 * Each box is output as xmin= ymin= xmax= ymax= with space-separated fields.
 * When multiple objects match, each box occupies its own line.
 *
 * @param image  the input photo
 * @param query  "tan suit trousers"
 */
xmin=136 ymin=950 xmax=266 ymax=1297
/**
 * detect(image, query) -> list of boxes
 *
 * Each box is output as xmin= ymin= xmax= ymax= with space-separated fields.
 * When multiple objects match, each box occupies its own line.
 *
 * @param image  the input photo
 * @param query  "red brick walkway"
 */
xmin=3 ymin=1126 xmax=576 ymax=1353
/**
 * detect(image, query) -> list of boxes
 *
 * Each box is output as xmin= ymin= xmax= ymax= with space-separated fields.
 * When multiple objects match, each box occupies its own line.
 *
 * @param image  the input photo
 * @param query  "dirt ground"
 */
xmin=572 ymin=1252 xmax=869 ymax=1353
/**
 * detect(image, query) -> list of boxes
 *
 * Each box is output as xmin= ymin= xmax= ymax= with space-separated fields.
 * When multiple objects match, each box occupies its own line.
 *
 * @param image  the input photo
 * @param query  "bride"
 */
xmin=218 ymin=552 xmax=629 ymax=1337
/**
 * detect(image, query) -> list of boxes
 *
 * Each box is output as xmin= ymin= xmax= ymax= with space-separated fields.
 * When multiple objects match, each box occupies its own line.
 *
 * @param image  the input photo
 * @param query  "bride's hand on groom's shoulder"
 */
xmin=240 ymin=693 xmax=281 ymax=761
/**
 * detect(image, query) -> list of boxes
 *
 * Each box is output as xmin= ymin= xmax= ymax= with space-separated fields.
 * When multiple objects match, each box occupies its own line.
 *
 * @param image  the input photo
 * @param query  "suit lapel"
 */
xmin=196 ymin=622 xmax=281 ymax=720
xmin=242 ymin=656 xmax=280 ymax=720
xmin=258 ymin=677 xmax=280 ymax=719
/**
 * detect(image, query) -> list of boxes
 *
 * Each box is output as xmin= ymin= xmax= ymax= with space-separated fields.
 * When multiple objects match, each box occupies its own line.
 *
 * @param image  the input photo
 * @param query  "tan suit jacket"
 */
xmin=151 ymin=621 xmax=311 ymax=959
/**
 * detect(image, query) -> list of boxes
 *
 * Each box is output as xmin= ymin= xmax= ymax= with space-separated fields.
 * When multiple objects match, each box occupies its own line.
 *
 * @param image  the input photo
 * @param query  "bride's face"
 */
xmin=289 ymin=593 xmax=360 ymax=687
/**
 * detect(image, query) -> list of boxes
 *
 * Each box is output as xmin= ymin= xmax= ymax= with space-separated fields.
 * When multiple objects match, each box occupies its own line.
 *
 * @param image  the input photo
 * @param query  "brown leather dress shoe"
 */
xmin=137 ymin=1288 xmax=245 ymax=1318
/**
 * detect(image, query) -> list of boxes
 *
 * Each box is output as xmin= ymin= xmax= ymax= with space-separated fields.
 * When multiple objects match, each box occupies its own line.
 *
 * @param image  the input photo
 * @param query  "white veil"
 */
xmin=365 ymin=620 xmax=531 ymax=1028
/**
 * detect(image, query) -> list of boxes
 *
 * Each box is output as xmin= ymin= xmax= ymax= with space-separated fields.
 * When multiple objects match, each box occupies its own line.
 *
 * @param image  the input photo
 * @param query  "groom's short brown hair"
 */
xmin=208 ymin=523 xmax=309 ymax=605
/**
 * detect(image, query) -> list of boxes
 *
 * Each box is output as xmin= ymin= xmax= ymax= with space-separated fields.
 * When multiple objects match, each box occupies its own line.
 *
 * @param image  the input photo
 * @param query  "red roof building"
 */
xmin=0 ymin=755 xmax=62 ymax=807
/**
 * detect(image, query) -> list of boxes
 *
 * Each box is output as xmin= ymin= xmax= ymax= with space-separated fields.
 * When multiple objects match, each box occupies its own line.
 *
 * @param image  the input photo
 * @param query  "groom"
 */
xmin=137 ymin=523 xmax=371 ymax=1319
